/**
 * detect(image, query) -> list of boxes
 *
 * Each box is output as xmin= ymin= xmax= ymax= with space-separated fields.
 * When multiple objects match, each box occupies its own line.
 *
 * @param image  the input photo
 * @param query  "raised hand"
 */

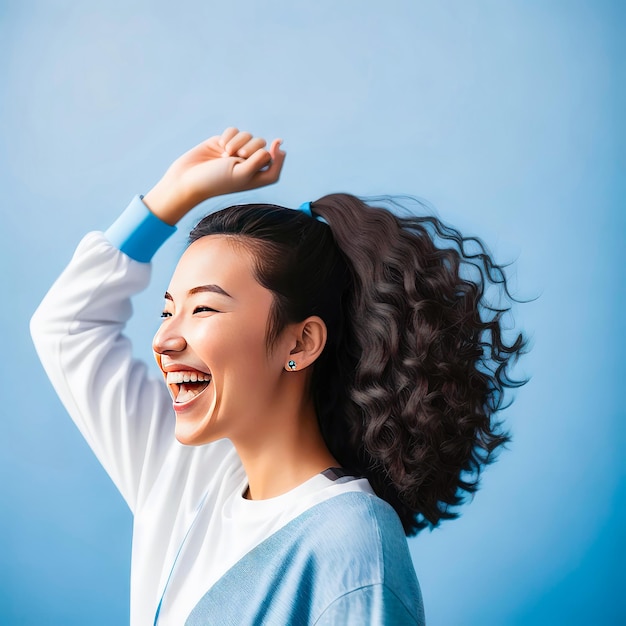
xmin=143 ymin=128 xmax=286 ymax=225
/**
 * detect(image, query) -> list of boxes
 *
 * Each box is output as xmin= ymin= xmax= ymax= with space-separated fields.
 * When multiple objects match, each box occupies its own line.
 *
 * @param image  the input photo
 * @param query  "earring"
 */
xmin=287 ymin=360 xmax=297 ymax=371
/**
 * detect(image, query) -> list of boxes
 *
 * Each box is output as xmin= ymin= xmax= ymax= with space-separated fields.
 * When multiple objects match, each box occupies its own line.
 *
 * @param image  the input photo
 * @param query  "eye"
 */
xmin=160 ymin=311 xmax=172 ymax=318
xmin=193 ymin=306 xmax=218 ymax=314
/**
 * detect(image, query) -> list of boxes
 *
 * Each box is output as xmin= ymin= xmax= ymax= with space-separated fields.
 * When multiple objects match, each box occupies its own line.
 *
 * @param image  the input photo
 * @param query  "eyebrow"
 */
xmin=164 ymin=284 xmax=233 ymax=301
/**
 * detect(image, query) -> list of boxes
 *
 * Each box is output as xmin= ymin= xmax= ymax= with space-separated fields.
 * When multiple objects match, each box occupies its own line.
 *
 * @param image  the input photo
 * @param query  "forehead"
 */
xmin=168 ymin=235 xmax=266 ymax=298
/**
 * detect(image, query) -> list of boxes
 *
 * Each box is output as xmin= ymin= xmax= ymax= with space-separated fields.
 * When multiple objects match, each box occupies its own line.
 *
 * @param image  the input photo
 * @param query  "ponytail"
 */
xmin=311 ymin=194 xmax=525 ymax=535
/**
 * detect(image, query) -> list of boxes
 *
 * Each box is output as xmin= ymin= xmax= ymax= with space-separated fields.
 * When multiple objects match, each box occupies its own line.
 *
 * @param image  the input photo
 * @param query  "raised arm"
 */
xmin=30 ymin=128 xmax=286 ymax=512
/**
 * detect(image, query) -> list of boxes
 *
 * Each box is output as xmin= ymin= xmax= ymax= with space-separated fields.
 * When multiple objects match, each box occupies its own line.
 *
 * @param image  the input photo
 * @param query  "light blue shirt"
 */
xmin=186 ymin=492 xmax=425 ymax=625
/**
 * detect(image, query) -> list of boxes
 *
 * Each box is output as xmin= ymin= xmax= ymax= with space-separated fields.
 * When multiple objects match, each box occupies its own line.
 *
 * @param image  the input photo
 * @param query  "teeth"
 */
xmin=166 ymin=371 xmax=212 ymax=384
xmin=176 ymin=383 xmax=209 ymax=404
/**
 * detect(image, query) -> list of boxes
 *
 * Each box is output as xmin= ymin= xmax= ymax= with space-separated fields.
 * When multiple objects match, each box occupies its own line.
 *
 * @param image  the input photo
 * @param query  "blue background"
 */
xmin=1 ymin=1 xmax=624 ymax=624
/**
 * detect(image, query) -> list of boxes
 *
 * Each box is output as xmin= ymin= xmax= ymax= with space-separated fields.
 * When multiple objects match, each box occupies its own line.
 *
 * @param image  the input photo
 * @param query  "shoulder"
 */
xmin=298 ymin=491 xmax=407 ymax=561
xmin=288 ymin=492 xmax=424 ymax=620
xmin=305 ymin=492 xmax=419 ymax=577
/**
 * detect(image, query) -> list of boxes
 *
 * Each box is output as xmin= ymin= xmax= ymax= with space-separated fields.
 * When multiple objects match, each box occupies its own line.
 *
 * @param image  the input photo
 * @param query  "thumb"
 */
xmin=250 ymin=139 xmax=286 ymax=186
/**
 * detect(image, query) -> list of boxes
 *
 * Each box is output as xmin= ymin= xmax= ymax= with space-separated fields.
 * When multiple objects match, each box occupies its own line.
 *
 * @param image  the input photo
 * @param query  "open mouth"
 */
xmin=166 ymin=371 xmax=212 ymax=404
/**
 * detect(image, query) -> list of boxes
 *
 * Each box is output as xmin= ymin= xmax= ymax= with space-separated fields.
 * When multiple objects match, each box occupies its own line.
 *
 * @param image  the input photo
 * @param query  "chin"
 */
xmin=175 ymin=424 xmax=206 ymax=446
xmin=174 ymin=430 xmax=202 ymax=446
xmin=171 ymin=385 xmax=222 ymax=446
xmin=174 ymin=418 xmax=221 ymax=447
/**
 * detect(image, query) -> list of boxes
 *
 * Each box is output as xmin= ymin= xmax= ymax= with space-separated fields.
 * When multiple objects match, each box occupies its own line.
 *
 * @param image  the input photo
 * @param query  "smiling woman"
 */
xmin=30 ymin=128 xmax=524 ymax=625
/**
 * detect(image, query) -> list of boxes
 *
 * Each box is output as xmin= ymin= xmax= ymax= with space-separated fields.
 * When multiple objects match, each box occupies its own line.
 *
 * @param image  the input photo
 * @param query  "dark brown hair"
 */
xmin=189 ymin=194 xmax=526 ymax=536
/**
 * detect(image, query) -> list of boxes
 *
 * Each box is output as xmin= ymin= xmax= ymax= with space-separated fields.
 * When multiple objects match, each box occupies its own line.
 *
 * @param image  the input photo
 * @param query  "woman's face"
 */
xmin=152 ymin=235 xmax=290 ymax=446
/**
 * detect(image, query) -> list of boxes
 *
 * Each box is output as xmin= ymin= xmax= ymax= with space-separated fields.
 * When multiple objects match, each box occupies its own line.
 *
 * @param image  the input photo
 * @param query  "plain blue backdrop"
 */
xmin=1 ymin=1 xmax=624 ymax=624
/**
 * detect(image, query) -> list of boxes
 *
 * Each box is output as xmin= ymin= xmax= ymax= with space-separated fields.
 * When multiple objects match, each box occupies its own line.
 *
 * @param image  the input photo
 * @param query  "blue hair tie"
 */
xmin=298 ymin=201 xmax=313 ymax=216
xmin=297 ymin=202 xmax=328 ymax=224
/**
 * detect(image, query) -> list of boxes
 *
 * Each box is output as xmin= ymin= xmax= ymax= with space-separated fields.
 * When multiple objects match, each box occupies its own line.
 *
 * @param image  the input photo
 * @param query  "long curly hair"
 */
xmin=189 ymin=193 xmax=526 ymax=536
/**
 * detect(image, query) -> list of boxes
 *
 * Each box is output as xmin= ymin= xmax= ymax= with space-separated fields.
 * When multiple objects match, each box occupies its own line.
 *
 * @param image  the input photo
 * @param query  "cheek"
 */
xmin=225 ymin=329 xmax=278 ymax=389
xmin=196 ymin=321 xmax=268 ymax=369
xmin=230 ymin=327 xmax=270 ymax=370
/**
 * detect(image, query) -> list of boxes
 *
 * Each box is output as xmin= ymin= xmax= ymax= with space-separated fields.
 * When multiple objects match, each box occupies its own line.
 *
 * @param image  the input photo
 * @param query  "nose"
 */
xmin=152 ymin=322 xmax=187 ymax=355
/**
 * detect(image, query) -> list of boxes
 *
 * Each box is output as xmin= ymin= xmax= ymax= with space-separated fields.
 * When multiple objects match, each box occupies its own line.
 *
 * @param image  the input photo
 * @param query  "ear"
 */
xmin=283 ymin=316 xmax=327 ymax=372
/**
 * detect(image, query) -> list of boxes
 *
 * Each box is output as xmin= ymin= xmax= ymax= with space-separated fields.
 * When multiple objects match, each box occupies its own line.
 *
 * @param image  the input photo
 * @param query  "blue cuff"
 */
xmin=104 ymin=195 xmax=177 ymax=263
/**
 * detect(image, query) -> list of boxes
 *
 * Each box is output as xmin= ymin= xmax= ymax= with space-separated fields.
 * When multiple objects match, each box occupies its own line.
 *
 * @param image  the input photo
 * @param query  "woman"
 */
xmin=31 ymin=128 xmax=525 ymax=625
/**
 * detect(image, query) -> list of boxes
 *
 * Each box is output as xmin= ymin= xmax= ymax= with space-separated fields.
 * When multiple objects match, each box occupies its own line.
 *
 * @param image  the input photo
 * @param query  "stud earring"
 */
xmin=287 ymin=360 xmax=297 ymax=371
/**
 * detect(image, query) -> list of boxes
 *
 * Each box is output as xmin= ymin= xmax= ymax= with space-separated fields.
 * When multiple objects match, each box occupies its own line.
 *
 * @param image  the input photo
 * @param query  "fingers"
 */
xmin=236 ymin=138 xmax=286 ymax=186
xmin=240 ymin=148 xmax=272 ymax=173
xmin=220 ymin=128 xmax=267 ymax=158
xmin=217 ymin=129 xmax=286 ymax=190
xmin=223 ymin=131 xmax=252 ymax=155
xmin=236 ymin=137 xmax=267 ymax=158
xmin=219 ymin=127 xmax=239 ymax=148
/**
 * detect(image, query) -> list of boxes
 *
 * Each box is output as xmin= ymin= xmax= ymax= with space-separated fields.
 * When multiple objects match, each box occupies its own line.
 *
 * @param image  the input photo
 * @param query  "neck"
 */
xmin=232 ymin=396 xmax=338 ymax=501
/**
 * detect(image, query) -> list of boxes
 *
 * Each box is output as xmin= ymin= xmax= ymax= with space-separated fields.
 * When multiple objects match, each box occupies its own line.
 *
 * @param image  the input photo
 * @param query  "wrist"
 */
xmin=143 ymin=178 xmax=197 ymax=226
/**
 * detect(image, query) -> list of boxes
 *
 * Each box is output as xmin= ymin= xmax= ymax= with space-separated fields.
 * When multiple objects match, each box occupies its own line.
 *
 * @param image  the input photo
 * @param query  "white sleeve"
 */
xmin=30 ymin=231 xmax=174 ymax=513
